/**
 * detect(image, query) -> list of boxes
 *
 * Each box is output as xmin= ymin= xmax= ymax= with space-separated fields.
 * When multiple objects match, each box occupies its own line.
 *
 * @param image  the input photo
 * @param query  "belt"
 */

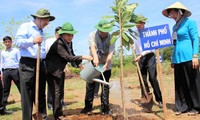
xmin=21 ymin=57 xmax=45 ymax=63
xmin=3 ymin=68 xmax=18 ymax=71
xmin=144 ymin=52 xmax=154 ymax=56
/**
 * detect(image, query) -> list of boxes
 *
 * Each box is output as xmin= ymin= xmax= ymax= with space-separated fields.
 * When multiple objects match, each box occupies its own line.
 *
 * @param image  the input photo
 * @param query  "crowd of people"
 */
xmin=0 ymin=1 xmax=199 ymax=120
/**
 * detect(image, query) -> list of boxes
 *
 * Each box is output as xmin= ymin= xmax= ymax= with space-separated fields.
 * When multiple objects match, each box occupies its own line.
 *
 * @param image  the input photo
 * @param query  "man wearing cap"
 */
xmin=81 ymin=20 xmax=115 ymax=114
xmin=162 ymin=2 xmax=200 ymax=115
xmin=131 ymin=15 xmax=163 ymax=109
xmin=45 ymin=26 xmax=63 ymax=110
xmin=46 ymin=22 xmax=92 ymax=120
xmin=14 ymin=8 xmax=55 ymax=120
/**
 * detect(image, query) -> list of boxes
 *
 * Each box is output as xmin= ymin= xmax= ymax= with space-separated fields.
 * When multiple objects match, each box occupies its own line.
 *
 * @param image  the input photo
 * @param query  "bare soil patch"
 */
xmin=7 ymin=73 xmax=200 ymax=120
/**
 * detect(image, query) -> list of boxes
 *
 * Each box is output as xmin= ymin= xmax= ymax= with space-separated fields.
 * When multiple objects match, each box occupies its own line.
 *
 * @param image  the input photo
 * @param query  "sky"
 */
xmin=0 ymin=0 xmax=199 ymax=55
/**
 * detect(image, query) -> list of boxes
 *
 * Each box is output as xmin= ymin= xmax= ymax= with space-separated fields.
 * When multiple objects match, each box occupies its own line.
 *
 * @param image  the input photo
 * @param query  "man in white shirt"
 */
xmin=46 ymin=26 xmax=61 ymax=53
xmin=14 ymin=8 xmax=55 ymax=120
xmin=132 ymin=15 xmax=163 ymax=108
xmin=1 ymin=36 xmax=21 ymax=107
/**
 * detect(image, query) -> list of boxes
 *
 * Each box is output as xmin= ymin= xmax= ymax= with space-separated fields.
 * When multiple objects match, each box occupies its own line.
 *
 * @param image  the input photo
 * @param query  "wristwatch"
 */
xmin=193 ymin=54 xmax=198 ymax=58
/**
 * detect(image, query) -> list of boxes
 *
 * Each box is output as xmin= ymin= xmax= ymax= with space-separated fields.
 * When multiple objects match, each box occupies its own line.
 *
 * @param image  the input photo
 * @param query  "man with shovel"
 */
xmin=131 ymin=15 xmax=163 ymax=110
xmin=81 ymin=19 xmax=115 ymax=114
xmin=14 ymin=8 xmax=55 ymax=120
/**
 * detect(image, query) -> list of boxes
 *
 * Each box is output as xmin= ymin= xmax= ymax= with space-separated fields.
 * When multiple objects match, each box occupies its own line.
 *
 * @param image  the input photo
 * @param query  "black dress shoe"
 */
xmin=101 ymin=110 xmax=111 ymax=115
xmin=80 ymin=107 xmax=92 ymax=114
xmin=48 ymin=106 xmax=53 ymax=110
xmin=0 ymin=107 xmax=13 ymax=115
xmin=5 ymin=110 xmax=12 ymax=114
xmin=175 ymin=111 xmax=182 ymax=116
xmin=56 ymin=115 xmax=67 ymax=120
xmin=48 ymin=104 xmax=53 ymax=110
xmin=188 ymin=109 xmax=199 ymax=116
xmin=0 ymin=107 xmax=5 ymax=115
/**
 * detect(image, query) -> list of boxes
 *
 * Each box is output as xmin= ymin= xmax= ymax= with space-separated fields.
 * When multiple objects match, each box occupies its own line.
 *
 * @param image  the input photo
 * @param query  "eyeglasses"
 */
xmin=44 ymin=18 xmax=50 ymax=22
xmin=168 ymin=10 xmax=174 ymax=18
xmin=169 ymin=13 xmax=173 ymax=18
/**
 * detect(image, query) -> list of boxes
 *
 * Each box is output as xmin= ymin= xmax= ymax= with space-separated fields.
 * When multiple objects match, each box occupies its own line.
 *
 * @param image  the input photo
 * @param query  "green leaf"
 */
xmin=122 ymin=38 xmax=130 ymax=50
xmin=111 ymin=6 xmax=118 ymax=14
xmin=121 ymin=11 xmax=132 ymax=25
xmin=117 ymin=0 xmax=127 ymax=9
xmin=110 ymin=20 xmax=116 ymax=25
xmin=110 ymin=33 xmax=118 ymax=45
xmin=122 ymin=33 xmax=129 ymax=42
xmin=126 ymin=3 xmax=138 ymax=12
xmin=123 ymin=23 xmax=135 ymax=29
xmin=112 ymin=30 xmax=120 ymax=36
xmin=126 ymin=44 xmax=130 ymax=50
xmin=126 ymin=34 xmax=134 ymax=45
xmin=122 ymin=27 xmax=130 ymax=33
xmin=128 ymin=28 xmax=139 ymax=40
xmin=101 ymin=15 xmax=115 ymax=19
xmin=114 ymin=15 xmax=119 ymax=23
xmin=111 ymin=6 xmax=117 ymax=11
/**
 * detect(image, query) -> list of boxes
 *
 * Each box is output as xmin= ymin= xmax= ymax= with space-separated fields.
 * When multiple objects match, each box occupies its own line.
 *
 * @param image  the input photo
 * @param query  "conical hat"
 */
xmin=162 ymin=2 xmax=191 ymax=18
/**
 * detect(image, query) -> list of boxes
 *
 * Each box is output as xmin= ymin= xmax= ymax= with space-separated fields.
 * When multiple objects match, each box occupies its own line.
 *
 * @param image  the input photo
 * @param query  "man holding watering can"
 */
xmin=81 ymin=19 xmax=115 ymax=114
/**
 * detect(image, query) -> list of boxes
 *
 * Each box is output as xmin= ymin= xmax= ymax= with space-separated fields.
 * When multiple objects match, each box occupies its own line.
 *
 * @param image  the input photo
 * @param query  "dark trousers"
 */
xmin=47 ymin=72 xmax=65 ymax=119
xmin=94 ymin=82 xmax=100 ymax=96
xmin=19 ymin=57 xmax=47 ymax=120
xmin=174 ymin=61 xmax=200 ymax=112
xmin=47 ymin=76 xmax=64 ymax=109
xmin=0 ymin=74 xmax=5 ymax=113
xmin=84 ymin=70 xmax=111 ymax=112
xmin=2 ymin=69 xmax=20 ymax=104
xmin=138 ymin=53 xmax=162 ymax=103
xmin=47 ymin=86 xmax=53 ymax=108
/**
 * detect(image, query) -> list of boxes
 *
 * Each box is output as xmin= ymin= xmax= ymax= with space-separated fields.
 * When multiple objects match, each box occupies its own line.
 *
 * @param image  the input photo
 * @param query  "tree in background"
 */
xmin=0 ymin=17 xmax=30 ymax=49
xmin=160 ymin=46 xmax=173 ymax=61
xmin=1 ymin=17 xmax=30 ymax=38
xmin=0 ymin=16 xmax=53 ymax=49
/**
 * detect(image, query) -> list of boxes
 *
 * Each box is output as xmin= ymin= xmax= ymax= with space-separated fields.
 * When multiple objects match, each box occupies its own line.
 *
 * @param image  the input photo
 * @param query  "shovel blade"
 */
xmin=32 ymin=113 xmax=43 ymax=120
xmin=140 ymin=93 xmax=153 ymax=112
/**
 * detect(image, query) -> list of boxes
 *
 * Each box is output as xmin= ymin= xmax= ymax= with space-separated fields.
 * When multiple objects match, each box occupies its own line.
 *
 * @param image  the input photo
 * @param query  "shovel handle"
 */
xmin=35 ymin=43 xmax=41 ymax=119
xmin=131 ymin=45 xmax=149 ymax=97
